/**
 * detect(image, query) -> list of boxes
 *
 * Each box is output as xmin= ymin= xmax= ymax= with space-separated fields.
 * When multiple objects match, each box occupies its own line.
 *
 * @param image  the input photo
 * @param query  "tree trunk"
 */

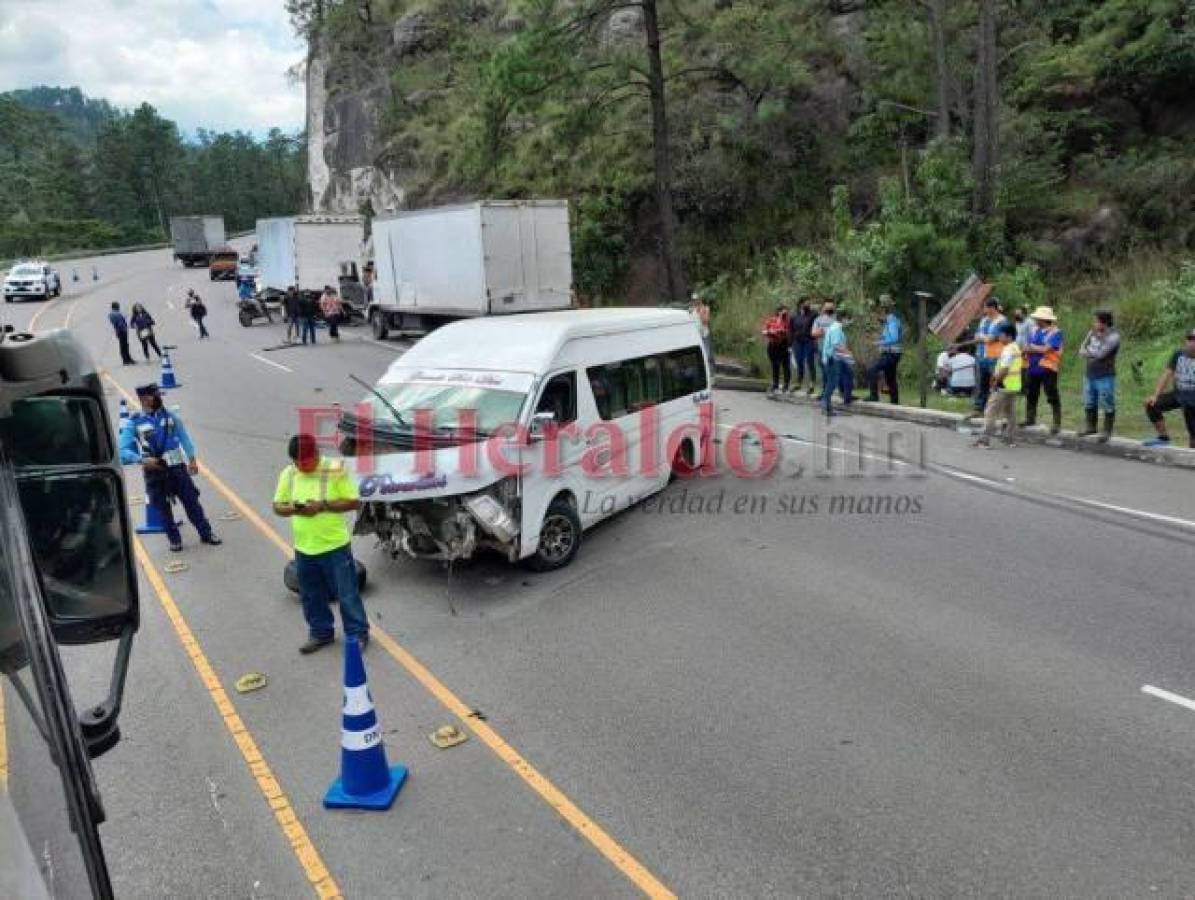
xmin=972 ymin=0 xmax=998 ymax=217
xmin=929 ymin=0 xmax=951 ymax=139
xmin=642 ymin=0 xmax=687 ymax=304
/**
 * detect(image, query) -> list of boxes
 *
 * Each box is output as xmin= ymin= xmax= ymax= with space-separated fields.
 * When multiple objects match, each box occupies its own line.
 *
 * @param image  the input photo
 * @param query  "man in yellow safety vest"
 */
xmin=973 ymin=322 xmax=1024 ymax=449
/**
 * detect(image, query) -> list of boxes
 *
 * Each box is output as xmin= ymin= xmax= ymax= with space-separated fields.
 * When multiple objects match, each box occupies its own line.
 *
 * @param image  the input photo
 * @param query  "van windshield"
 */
xmin=360 ymin=380 xmax=528 ymax=436
xmin=10 ymin=265 xmax=39 ymax=277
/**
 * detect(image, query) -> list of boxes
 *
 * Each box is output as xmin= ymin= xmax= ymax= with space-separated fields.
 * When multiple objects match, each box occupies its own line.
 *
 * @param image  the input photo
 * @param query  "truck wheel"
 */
xmin=524 ymin=497 xmax=582 ymax=572
xmin=238 ymin=309 xmax=255 ymax=327
xmin=283 ymin=559 xmax=367 ymax=596
xmin=371 ymin=310 xmax=389 ymax=340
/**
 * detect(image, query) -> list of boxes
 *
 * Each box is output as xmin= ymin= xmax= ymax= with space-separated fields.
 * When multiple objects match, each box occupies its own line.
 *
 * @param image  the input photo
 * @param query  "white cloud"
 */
xmin=0 ymin=0 xmax=306 ymax=135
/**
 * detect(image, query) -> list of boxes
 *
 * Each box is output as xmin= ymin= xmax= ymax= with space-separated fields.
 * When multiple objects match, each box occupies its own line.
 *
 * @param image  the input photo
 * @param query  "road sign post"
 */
xmin=915 ymin=291 xmax=933 ymax=409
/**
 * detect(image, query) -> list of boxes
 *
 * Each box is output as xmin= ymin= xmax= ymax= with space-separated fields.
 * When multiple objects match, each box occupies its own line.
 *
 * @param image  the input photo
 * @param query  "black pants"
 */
xmin=139 ymin=332 xmax=162 ymax=359
xmin=1146 ymin=392 xmax=1195 ymax=443
xmin=1024 ymin=369 xmax=1061 ymax=424
xmin=867 ymin=352 xmax=901 ymax=404
xmin=767 ymin=343 xmax=791 ymax=391
xmin=193 ymin=315 xmax=209 ymax=338
xmin=326 ymin=313 xmax=340 ymax=339
xmin=116 ymin=331 xmax=135 ymax=364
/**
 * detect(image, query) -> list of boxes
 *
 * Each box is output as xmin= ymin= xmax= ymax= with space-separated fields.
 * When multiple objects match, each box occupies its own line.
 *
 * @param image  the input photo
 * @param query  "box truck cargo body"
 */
xmin=368 ymin=200 xmax=572 ymax=338
xmin=256 ymin=215 xmax=364 ymax=294
xmin=171 ymin=216 xmax=226 ymax=266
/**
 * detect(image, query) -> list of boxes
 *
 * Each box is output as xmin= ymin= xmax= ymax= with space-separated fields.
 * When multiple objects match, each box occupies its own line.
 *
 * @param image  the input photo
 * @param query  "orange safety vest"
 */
xmin=1029 ymin=326 xmax=1062 ymax=372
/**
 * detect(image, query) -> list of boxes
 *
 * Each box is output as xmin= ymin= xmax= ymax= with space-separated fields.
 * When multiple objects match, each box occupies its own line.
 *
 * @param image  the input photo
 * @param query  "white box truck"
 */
xmin=256 ymin=214 xmax=365 ymax=295
xmin=171 ymin=215 xmax=226 ymax=267
xmin=367 ymin=200 xmax=573 ymax=339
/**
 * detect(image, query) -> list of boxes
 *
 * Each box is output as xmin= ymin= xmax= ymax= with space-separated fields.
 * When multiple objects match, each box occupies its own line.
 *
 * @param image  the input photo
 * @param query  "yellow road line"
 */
xmin=104 ymin=371 xmax=675 ymax=898
xmin=131 ymin=538 xmax=341 ymax=899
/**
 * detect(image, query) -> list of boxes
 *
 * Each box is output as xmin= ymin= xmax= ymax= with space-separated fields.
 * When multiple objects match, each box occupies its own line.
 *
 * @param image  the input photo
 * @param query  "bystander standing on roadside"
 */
xmin=689 ymin=293 xmax=712 ymax=368
xmin=1078 ymin=309 xmax=1120 ymax=442
xmin=762 ymin=305 xmax=791 ymax=396
xmin=820 ymin=306 xmax=855 ymax=417
xmin=972 ymin=297 xmax=1007 ymax=417
xmin=1021 ymin=306 xmax=1064 ymax=434
xmin=972 ymin=322 xmax=1023 ymax=448
xmin=810 ymin=300 xmax=837 ymax=397
xmin=789 ymin=300 xmax=816 ymax=393
xmin=319 ymin=285 xmax=343 ymax=341
xmin=108 ymin=302 xmax=136 ymax=365
xmin=129 ymin=303 xmax=163 ymax=361
xmin=1014 ymin=306 xmax=1032 ymax=349
xmin=299 ymin=291 xmax=318 ymax=345
xmin=1142 ymin=329 xmax=1195 ymax=448
xmin=272 ymin=433 xmax=370 ymax=654
xmin=185 ymin=289 xmax=210 ymax=339
xmin=283 ymin=286 xmax=301 ymax=344
xmin=866 ymin=295 xmax=903 ymax=404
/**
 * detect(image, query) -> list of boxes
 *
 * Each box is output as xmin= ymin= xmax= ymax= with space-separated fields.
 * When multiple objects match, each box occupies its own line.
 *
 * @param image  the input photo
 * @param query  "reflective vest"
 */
xmin=977 ymin=314 xmax=1007 ymax=360
xmin=1028 ymin=326 xmax=1062 ymax=373
xmin=997 ymin=343 xmax=1023 ymax=392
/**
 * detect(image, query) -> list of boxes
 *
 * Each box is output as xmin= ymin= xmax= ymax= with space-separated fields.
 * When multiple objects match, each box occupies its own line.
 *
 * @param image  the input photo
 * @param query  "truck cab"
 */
xmin=4 ymin=262 xmax=61 ymax=302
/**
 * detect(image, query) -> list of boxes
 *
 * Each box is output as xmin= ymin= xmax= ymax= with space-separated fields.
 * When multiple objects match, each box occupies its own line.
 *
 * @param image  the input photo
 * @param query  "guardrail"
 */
xmin=1 ymin=230 xmax=256 ymax=271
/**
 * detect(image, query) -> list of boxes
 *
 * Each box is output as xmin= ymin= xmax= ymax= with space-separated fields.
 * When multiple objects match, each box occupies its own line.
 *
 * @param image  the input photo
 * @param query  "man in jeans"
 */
xmin=972 ymin=323 xmax=1023 ymax=448
xmin=972 ymin=297 xmax=1007 ymax=416
xmin=108 ymin=302 xmax=136 ymax=365
xmin=789 ymin=301 xmax=817 ymax=393
xmin=272 ymin=434 xmax=369 ymax=653
xmin=1078 ymin=309 xmax=1120 ymax=442
xmin=1143 ymin=329 xmax=1195 ymax=448
xmin=865 ymin=295 xmax=903 ymax=404
xmin=820 ymin=307 xmax=854 ymax=418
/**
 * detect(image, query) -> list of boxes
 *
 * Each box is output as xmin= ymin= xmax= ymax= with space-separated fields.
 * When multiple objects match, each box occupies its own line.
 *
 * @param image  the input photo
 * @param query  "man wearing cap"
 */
xmin=972 ymin=322 xmax=1023 ymax=448
xmin=865 ymin=295 xmax=903 ymax=404
xmin=119 ymin=384 xmax=222 ymax=552
xmin=972 ymin=297 xmax=1007 ymax=416
xmin=1142 ymin=329 xmax=1195 ymax=448
xmin=272 ymin=433 xmax=370 ymax=654
xmin=1022 ymin=306 xmax=1064 ymax=434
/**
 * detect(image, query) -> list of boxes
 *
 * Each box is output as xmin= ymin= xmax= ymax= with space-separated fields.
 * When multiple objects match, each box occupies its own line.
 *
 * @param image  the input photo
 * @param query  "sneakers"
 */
xmin=1142 ymin=436 xmax=1171 ymax=448
xmin=201 ymin=533 xmax=223 ymax=546
xmin=169 ymin=541 xmax=183 ymax=552
xmin=299 ymin=636 xmax=335 ymax=655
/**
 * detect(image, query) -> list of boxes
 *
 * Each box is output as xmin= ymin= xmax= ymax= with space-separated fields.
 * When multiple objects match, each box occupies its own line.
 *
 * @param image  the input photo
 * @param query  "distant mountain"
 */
xmin=3 ymin=86 xmax=121 ymax=145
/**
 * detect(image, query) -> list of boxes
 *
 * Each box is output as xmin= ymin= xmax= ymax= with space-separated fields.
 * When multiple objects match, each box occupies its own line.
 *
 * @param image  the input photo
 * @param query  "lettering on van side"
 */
xmin=359 ymin=473 xmax=449 ymax=497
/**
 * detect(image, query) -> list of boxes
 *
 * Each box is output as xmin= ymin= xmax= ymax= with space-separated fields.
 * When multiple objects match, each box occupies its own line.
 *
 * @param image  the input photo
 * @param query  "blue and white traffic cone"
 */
xmin=91 ymin=265 xmax=99 ymax=281
xmin=159 ymin=351 xmax=180 ymax=389
xmin=324 ymin=637 xmax=408 ymax=811
xmin=136 ymin=496 xmax=178 ymax=535
xmin=118 ymin=397 xmax=130 ymax=423
xmin=72 ymin=267 xmax=79 ymax=283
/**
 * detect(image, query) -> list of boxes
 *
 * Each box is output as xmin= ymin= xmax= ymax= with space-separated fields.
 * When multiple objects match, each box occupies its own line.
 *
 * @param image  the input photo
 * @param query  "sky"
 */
xmin=0 ymin=0 xmax=306 ymax=135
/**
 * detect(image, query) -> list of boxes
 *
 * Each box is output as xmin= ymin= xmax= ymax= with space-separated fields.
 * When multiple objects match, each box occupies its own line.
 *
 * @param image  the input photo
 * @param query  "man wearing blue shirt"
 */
xmin=119 ymin=383 xmax=222 ymax=552
xmin=866 ymin=295 xmax=903 ymax=404
xmin=108 ymin=302 xmax=136 ymax=366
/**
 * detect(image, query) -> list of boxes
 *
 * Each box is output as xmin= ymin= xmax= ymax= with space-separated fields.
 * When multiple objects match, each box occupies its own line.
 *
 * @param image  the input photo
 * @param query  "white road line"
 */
xmin=249 ymin=353 xmax=292 ymax=373
xmin=715 ymin=423 xmax=911 ymax=468
xmin=1142 ymin=685 xmax=1195 ymax=714
xmin=1060 ymin=496 xmax=1195 ymax=531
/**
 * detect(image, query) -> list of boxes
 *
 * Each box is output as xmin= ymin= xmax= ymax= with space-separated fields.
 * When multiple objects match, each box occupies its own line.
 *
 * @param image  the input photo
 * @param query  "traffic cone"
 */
xmin=92 ymin=265 xmax=99 ymax=281
xmin=136 ymin=496 xmax=179 ymax=535
xmin=118 ymin=397 xmax=130 ymax=423
xmin=324 ymin=636 xmax=408 ymax=811
xmin=159 ymin=351 xmax=181 ymax=389
xmin=71 ymin=267 xmax=79 ymax=282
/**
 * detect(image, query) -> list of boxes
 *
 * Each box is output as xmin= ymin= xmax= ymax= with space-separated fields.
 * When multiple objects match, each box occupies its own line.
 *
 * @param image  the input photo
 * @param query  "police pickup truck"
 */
xmin=4 ymin=261 xmax=62 ymax=302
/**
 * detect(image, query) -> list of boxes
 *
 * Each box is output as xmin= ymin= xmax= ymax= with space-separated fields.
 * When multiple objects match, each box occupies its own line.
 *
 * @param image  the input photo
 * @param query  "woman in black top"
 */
xmin=129 ymin=303 xmax=163 ymax=359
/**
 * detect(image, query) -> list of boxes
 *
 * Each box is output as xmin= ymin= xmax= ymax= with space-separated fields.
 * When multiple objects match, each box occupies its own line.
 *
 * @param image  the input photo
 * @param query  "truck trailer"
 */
xmin=170 ymin=216 xmax=226 ymax=267
xmin=367 ymin=200 xmax=573 ymax=339
xmin=255 ymin=214 xmax=364 ymax=297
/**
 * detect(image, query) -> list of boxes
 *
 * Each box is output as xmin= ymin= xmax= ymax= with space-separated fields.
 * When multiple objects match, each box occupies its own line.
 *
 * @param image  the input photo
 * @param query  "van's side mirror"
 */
xmin=529 ymin=411 xmax=556 ymax=441
xmin=4 ymin=392 xmax=139 ymax=759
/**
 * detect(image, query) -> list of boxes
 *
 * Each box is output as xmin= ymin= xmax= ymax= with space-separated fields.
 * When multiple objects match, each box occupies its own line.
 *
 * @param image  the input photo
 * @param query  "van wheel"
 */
xmin=525 ymin=497 xmax=581 ymax=572
xmin=670 ymin=439 xmax=697 ymax=482
xmin=371 ymin=310 xmax=389 ymax=340
xmin=238 ymin=309 xmax=254 ymax=327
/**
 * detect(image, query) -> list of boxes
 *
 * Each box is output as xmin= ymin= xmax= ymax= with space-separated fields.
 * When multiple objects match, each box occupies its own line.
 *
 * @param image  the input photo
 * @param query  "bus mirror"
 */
xmin=529 ymin=412 xmax=556 ymax=441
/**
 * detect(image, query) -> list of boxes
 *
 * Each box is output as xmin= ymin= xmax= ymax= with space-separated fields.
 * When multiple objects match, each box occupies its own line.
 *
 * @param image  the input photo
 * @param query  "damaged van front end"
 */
xmin=339 ymin=367 xmax=534 ymax=564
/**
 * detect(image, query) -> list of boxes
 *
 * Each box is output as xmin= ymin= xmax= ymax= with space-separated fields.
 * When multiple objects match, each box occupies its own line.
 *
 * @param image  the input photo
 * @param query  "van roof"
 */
xmin=396 ymin=307 xmax=696 ymax=374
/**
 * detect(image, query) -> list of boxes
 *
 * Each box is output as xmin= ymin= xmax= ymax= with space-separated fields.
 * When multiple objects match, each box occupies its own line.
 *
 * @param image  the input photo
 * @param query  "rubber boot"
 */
xmin=1098 ymin=412 xmax=1115 ymax=444
xmin=1080 ymin=409 xmax=1099 ymax=437
xmin=1050 ymin=404 xmax=1062 ymax=436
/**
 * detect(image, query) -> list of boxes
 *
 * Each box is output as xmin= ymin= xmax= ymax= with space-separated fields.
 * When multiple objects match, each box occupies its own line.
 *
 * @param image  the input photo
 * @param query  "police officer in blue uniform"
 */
xmin=119 ymin=383 xmax=222 ymax=552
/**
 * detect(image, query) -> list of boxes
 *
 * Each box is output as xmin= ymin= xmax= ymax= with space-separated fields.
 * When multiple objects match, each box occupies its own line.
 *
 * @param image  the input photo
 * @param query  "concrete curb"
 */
xmin=714 ymin=375 xmax=1195 ymax=470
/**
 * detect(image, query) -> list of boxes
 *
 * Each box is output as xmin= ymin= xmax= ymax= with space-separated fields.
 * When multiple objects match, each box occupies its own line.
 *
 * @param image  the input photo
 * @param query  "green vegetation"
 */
xmin=0 ymin=86 xmax=306 ymax=260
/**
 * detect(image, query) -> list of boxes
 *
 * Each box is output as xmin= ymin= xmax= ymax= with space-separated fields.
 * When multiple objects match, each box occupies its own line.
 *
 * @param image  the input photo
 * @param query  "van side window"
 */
xmin=587 ymin=347 xmax=706 ymax=421
xmin=535 ymin=372 xmax=577 ymax=425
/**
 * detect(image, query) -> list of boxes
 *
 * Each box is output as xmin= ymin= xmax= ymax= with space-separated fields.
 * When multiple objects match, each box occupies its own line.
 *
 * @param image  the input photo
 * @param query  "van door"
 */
xmin=520 ymin=371 xmax=588 ymax=557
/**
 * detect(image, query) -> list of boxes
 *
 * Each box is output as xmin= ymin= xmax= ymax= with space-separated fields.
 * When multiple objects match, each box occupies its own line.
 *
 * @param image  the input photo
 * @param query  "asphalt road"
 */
xmin=6 ymin=246 xmax=1195 ymax=897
